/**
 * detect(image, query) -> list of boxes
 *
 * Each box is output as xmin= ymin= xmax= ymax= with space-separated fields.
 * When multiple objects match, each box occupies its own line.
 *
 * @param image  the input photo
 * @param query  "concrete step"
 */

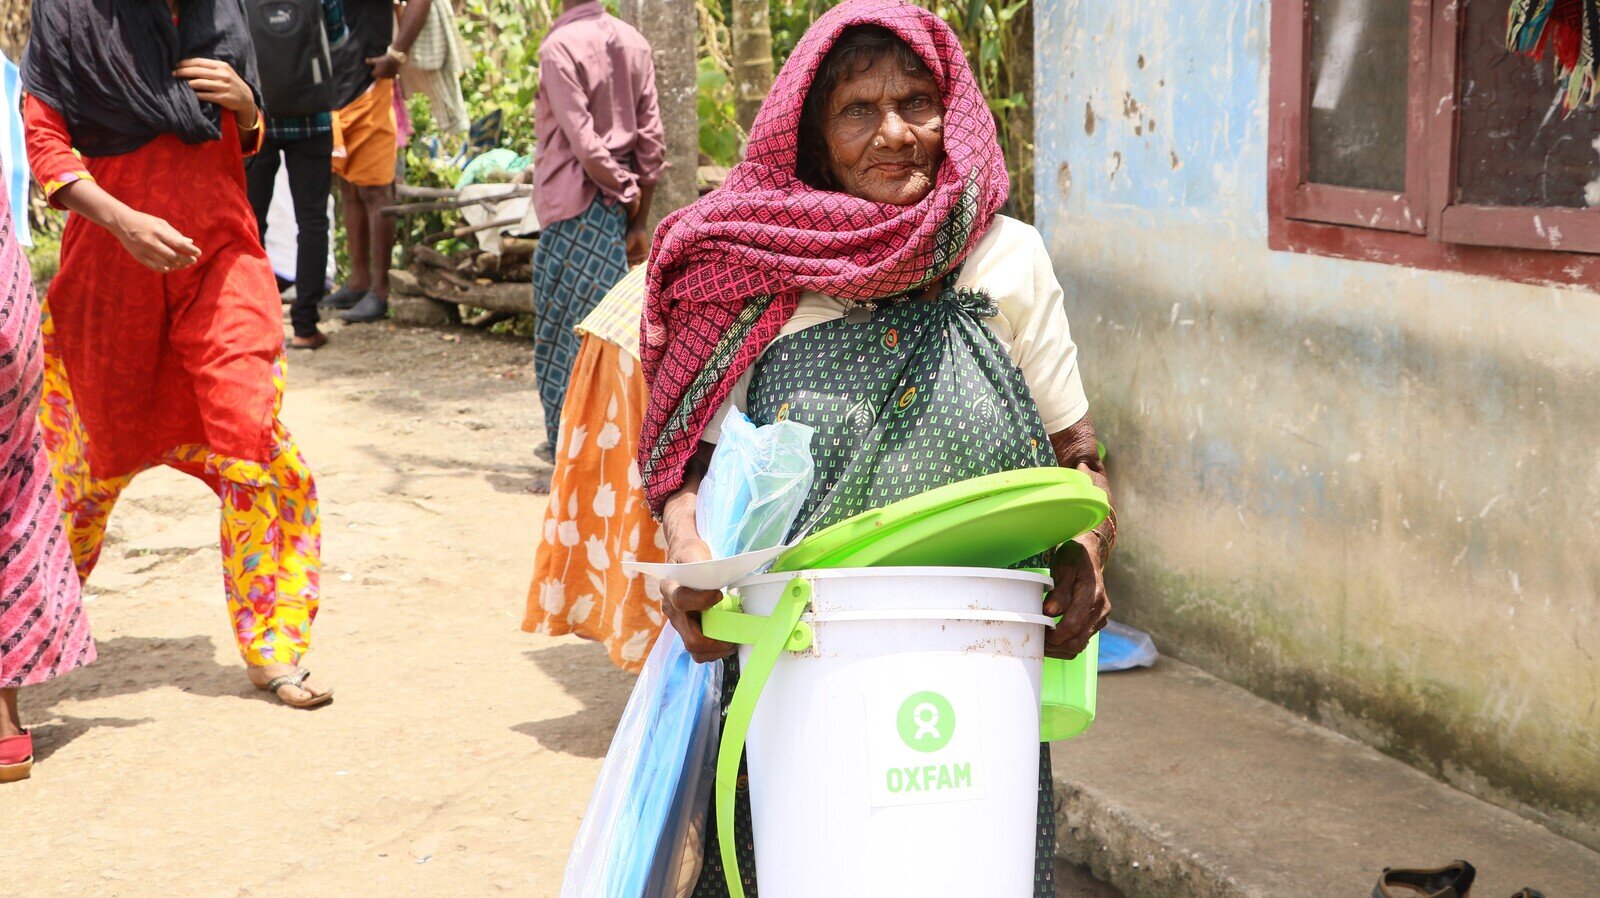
xmin=1058 ymin=859 xmax=1129 ymax=897
xmin=1051 ymin=660 xmax=1600 ymax=898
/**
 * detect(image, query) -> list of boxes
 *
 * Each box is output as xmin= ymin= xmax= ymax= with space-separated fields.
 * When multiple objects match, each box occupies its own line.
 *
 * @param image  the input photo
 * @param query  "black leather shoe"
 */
xmin=321 ymin=285 xmax=364 ymax=310
xmin=338 ymin=292 xmax=389 ymax=324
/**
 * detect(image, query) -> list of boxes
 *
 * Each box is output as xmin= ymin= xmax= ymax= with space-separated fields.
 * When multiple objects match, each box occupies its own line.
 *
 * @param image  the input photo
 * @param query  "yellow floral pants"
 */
xmin=38 ymin=309 xmax=321 ymax=667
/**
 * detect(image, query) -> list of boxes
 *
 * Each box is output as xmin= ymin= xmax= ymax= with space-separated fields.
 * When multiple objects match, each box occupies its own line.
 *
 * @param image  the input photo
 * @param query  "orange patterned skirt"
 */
xmin=524 ymin=333 xmax=666 ymax=673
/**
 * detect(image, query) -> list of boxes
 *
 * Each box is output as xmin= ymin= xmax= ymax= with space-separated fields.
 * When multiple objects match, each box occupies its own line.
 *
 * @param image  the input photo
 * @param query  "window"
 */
xmin=1269 ymin=0 xmax=1600 ymax=287
xmin=1308 ymin=0 xmax=1412 ymax=193
xmin=1285 ymin=0 xmax=1429 ymax=232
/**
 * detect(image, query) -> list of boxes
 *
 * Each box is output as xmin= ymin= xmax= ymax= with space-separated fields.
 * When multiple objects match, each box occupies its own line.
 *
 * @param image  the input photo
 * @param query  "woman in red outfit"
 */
xmin=22 ymin=0 xmax=331 ymax=708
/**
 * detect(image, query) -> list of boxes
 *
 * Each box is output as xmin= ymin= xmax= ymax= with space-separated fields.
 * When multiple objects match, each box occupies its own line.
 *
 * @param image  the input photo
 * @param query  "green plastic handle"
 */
xmin=703 ymin=597 xmax=814 ymax=651
xmin=716 ymin=577 xmax=812 ymax=898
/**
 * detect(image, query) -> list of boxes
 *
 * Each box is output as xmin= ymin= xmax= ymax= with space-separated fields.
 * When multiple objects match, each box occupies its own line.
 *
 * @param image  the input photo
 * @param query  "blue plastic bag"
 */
xmin=455 ymin=147 xmax=532 ymax=187
xmin=1098 ymin=621 xmax=1159 ymax=672
xmin=697 ymin=410 xmax=815 ymax=558
xmin=560 ymin=628 xmax=722 ymax=898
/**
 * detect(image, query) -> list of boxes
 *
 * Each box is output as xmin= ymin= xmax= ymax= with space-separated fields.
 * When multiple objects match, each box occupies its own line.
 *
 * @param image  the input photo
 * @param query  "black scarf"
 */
xmin=22 ymin=0 xmax=261 ymax=157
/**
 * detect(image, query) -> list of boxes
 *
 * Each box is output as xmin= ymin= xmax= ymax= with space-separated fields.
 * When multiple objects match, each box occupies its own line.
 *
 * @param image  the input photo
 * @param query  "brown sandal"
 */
xmin=1374 ymin=861 xmax=1477 ymax=898
xmin=259 ymin=669 xmax=334 ymax=709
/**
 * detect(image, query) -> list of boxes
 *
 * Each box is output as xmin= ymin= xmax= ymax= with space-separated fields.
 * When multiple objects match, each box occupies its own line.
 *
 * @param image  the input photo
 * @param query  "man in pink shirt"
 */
xmin=530 ymin=0 xmax=665 ymax=459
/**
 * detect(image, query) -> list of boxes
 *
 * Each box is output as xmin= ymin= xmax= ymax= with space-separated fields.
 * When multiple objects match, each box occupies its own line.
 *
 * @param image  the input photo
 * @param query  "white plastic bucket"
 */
xmin=732 ymin=567 xmax=1054 ymax=898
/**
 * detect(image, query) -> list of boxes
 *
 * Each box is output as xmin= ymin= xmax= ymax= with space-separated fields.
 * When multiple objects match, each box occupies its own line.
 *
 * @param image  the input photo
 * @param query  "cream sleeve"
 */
xmin=995 ymin=222 xmax=1090 ymax=433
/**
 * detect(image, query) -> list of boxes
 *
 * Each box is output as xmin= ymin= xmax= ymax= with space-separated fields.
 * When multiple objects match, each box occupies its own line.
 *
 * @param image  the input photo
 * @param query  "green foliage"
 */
xmin=24 ymin=231 xmax=60 ymax=290
xmin=767 ymin=0 xmax=833 ymax=61
xmin=694 ymin=1 xmax=745 ymax=167
xmin=394 ymin=155 xmax=461 ymax=262
xmin=400 ymin=0 xmax=556 ymax=178
xmin=26 ymin=197 xmax=64 ymax=247
xmin=397 ymin=0 xmax=556 ymax=256
xmin=409 ymin=0 xmax=620 ymax=164
xmin=449 ymin=0 xmax=556 ymax=156
xmin=698 ymin=56 xmax=743 ymax=166
xmin=943 ymin=0 xmax=1034 ymax=221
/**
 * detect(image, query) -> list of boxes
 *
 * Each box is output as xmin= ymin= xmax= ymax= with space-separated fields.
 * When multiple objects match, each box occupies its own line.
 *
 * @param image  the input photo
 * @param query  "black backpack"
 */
xmin=245 ymin=0 xmax=336 ymax=119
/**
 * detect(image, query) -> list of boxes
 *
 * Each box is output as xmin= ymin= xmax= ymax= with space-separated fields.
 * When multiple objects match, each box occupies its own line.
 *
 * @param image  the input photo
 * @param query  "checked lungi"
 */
xmin=531 ymin=196 xmax=629 ymax=450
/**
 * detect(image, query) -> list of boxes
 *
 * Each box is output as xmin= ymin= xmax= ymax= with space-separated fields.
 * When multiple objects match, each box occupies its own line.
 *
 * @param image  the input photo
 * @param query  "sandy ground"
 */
xmin=2 ymin=315 xmax=1119 ymax=898
xmin=3 ymin=319 xmax=619 ymax=896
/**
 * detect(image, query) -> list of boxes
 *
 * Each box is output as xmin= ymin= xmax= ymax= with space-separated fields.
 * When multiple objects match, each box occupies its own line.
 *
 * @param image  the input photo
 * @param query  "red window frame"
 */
xmin=1268 ymin=0 xmax=1600 ymax=289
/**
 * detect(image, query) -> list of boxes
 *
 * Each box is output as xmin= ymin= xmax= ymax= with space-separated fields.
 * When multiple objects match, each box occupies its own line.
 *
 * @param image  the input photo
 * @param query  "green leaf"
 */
xmin=698 ymin=68 xmax=730 ymax=91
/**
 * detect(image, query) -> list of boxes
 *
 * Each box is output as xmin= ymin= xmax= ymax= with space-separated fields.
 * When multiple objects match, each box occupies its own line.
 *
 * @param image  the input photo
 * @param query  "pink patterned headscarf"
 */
xmin=638 ymin=0 xmax=1009 ymax=511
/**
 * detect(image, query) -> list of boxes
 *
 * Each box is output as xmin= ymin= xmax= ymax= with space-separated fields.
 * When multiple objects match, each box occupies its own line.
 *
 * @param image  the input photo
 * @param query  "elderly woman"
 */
xmin=639 ymin=1 xmax=1115 ymax=894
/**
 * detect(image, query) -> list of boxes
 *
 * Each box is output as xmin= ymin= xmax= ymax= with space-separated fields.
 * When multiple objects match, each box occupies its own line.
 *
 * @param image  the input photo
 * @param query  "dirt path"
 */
xmin=3 ymin=320 xmax=639 ymax=896
xmin=3 ymin=316 xmax=1120 ymax=898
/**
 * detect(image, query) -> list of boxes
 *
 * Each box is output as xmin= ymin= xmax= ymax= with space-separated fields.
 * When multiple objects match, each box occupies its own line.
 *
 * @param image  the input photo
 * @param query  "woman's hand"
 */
xmin=175 ymin=58 xmax=257 ymax=119
xmin=110 ymin=208 xmax=201 ymax=273
xmin=625 ymin=183 xmax=655 ymax=266
xmin=1043 ymin=422 xmax=1114 ymax=659
xmin=48 ymin=179 xmax=197 ymax=272
xmin=1043 ymin=529 xmax=1110 ymax=660
xmin=626 ymin=224 xmax=651 ymax=266
xmin=659 ymin=451 xmax=736 ymax=663
xmin=660 ymin=532 xmax=736 ymax=663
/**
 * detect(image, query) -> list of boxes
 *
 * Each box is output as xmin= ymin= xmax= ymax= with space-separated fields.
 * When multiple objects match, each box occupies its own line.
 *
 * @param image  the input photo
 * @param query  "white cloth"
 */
xmin=407 ymin=0 xmax=453 ymax=69
xmin=401 ymin=0 xmax=470 ymax=134
xmin=265 ymin=163 xmax=336 ymax=286
xmin=1 ymin=51 xmax=32 ymax=247
xmin=458 ymin=183 xmax=537 ymax=256
xmin=707 ymin=215 xmax=1090 ymax=441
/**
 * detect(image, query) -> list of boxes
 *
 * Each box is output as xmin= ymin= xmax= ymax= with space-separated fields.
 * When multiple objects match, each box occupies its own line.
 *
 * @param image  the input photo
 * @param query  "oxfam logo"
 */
xmin=896 ymin=691 xmax=955 ymax=752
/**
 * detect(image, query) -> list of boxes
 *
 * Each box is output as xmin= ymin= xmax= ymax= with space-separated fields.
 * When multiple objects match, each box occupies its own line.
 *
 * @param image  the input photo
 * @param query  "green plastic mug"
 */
xmin=1041 ymin=635 xmax=1098 ymax=741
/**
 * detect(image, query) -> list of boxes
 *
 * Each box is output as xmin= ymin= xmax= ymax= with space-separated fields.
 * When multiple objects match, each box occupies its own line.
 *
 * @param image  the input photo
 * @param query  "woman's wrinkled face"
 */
xmin=821 ymin=54 xmax=945 ymax=205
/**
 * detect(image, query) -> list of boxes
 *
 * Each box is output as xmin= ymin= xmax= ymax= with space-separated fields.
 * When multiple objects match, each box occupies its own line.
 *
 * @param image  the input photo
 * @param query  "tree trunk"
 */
xmin=619 ymin=0 xmax=699 ymax=226
xmin=730 ymin=0 xmax=774 ymax=133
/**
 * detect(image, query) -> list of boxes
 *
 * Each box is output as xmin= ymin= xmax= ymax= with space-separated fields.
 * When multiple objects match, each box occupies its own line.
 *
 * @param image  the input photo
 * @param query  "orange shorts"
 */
xmin=332 ymin=79 xmax=397 ymax=187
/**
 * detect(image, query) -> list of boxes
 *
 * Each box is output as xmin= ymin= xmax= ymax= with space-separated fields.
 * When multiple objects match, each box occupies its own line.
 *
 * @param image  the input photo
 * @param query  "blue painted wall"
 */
xmin=1037 ymin=1 xmax=1268 ymax=227
xmin=1034 ymin=0 xmax=1600 ymax=845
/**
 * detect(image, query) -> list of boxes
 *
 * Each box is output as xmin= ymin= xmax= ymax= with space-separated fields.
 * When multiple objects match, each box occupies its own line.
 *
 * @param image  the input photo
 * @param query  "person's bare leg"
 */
xmin=0 ymin=689 xmax=21 ymax=739
xmin=340 ymin=178 xmax=372 ymax=293
xmin=361 ymin=183 xmax=397 ymax=299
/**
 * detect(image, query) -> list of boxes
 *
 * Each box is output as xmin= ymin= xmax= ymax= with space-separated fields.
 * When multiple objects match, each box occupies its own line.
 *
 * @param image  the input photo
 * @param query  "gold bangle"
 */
xmin=1096 ymin=506 xmax=1117 ymax=566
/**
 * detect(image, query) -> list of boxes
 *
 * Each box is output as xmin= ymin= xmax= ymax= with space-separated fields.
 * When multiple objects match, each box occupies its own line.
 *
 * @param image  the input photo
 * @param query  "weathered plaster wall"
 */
xmin=1036 ymin=0 xmax=1600 ymax=845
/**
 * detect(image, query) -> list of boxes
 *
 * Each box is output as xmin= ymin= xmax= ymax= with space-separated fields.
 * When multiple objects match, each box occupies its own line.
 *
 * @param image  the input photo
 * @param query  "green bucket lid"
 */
xmin=773 ymin=468 xmax=1109 ymax=573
